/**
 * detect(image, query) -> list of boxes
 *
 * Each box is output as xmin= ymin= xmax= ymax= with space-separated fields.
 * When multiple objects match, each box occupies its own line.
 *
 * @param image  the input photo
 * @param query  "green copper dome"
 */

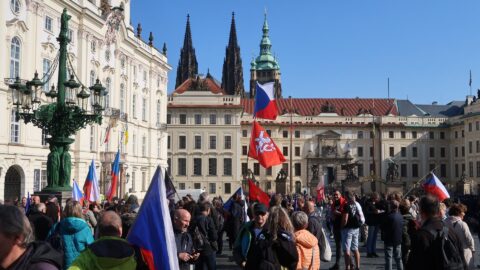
xmin=252 ymin=13 xmax=280 ymax=71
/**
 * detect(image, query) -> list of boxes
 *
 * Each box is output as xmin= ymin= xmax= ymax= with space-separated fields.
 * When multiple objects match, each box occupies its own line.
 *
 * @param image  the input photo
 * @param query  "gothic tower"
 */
xmin=175 ymin=14 xmax=198 ymax=89
xmin=249 ymin=13 xmax=282 ymax=98
xmin=221 ymin=12 xmax=245 ymax=96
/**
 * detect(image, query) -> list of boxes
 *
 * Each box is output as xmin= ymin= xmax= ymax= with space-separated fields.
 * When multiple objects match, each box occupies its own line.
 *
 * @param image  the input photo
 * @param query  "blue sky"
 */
xmin=131 ymin=1 xmax=480 ymax=104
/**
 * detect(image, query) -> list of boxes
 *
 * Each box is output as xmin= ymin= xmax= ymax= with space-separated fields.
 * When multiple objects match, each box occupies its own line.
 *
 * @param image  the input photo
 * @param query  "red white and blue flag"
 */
xmin=254 ymin=82 xmax=278 ymax=120
xmin=423 ymin=172 xmax=450 ymax=202
xmin=127 ymin=166 xmax=179 ymax=270
xmin=106 ymin=150 xmax=120 ymax=201
xmin=83 ymin=160 xmax=100 ymax=202
xmin=248 ymin=120 xmax=285 ymax=168
xmin=223 ymin=187 xmax=250 ymax=223
xmin=72 ymin=179 xmax=84 ymax=202
xmin=316 ymin=173 xmax=325 ymax=202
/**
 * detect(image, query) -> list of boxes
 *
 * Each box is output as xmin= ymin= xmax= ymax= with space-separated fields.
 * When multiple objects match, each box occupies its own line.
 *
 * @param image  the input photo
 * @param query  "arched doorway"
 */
xmin=4 ymin=166 xmax=22 ymax=201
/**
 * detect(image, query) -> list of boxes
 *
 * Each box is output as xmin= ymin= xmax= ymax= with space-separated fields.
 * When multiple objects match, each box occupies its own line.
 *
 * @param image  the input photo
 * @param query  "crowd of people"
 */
xmin=0 ymin=190 xmax=478 ymax=270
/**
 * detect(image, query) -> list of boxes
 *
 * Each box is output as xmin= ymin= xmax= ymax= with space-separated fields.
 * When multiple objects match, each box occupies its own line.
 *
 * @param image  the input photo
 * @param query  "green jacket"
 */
xmin=68 ymin=236 xmax=137 ymax=270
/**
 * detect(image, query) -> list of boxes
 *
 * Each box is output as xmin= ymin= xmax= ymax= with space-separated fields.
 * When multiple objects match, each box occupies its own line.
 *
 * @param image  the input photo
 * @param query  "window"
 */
xmin=224 ymin=114 xmax=232 ymax=125
xmin=133 ymin=66 xmax=137 ymax=80
xmin=167 ymin=114 xmax=171 ymax=124
xmin=455 ymin=147 xmax=458 ymax=157
xmin=143 ymin=70 xmax=147 ymax=82
xmin=178 ymin=158 xmax=187 ymax=175
xmin=295 ymin=147 xmax=301 ymax=157
xmin=120 ymin=84 xmax=125 ymax=113
xmin=10 ymin=37 xmax=20 ymax=78
xmin=462 ymin=146 xmax=465 ymax=157
xmin=90 ymin=126 xmax=95 ymax=151
xmin=242 ymin=145 xmax=248 ymax=155
xmin=194 ymin=135 xmax=201 ymax=149
xmin=34 ymin=169 xmax=41 ymax=192
xmin=105 ymin=77 xmax=111 ymax=108
xmin=44 ymin=16 xmax=52 ymax=31
xmin=253 ymin=163 xmax=260 ymax=175
xmin=140 ymin=171 xmax=146 ymax=192
xmin=224 ymin=183 xmax=231 ymax=194
xmin=477 ymin=141 xmax=480 ymax=153
xmin=105 ymin=49 xmax=110 ymax=61
xmin=462 ymin=163 xmax=466 ymax=174
xmin=179 ymin=114 xmax=187 ymax=124
xmin=242 ymin=130 xmax=248 ymax=137
xmin=469 ymin=162 xmax=474 ymax=177
xmin=401 ymin=147 xmax=406 ymax=157
xmin=469 ymin=141 xmax=473 ymax=154
xmin=462 ymin=130 xmax=465 ymax=137
xmin=194 ymin=114 xmax=202 ymax=125
xmin=209 ymin=136 xmax=216 ymax=149
xmin=370 ymin=163 xmax=375 ymax=175
xmin=91 ymin=40 xmax=96 ymax=52
xmin=282 ymin=163 xmax=289 ymax=174
xmin=469 ymin=123 xmax=473 ymax=132
xmin=429 ymin=147 xmax=435 ymax=158
xmin=477 ymin=161 xmax=480 ymax=177
xmin=295 ymin=130 xmax=300 ymax=138
xmin=42 ymin=59 xmax=51 ymax=92
xmin=156 ymin=100 xmax=160 ymax=124
xmin=241 ymin=163 xmax=248 ymax=175
xmin=283 ymin=130 xmax=288 ymax=138
xmin=194 ymin=183 xmax=201 ymax=189
xmin=389 ymin=131 xmax=394 ymax=138
xmin=455 ymin=131 xmax=458 ymax=139
xmin=283 ymin=146 xmax=288 ymax=156
xmin=10 ymin=0 xmax=20 ymax=13
xmin=224 ymin=158 xmax=232 ymax=176
xmin=209 ymin=114 xmax=217 ymax=125
xmin=142 ymin=98 xmax=147 ymax=121
xmin=357 ymin=147 xmax=363 ymax=157
xmin=41 ymin=129 xmax=48 ymax=146
xmin=142 ymin=136 xmax=146 ymax=156
xmin=440 ymin=147 xmax=446 ymax=158
xmin=266 ymin=167 xmax=272 ymax=176
xmin=429 ymin=164 xmax=436 ymax=172
xmin=131 ymin=171 xmax=136 ymax=192
xmin=440 ymin=132 xmax=445 ymax=139
xmin=412 ymin=164 xmax=419 ymax=177
xmin=401 ymin=131 xmax=406 ymax=139
xmin=68 ymin=29 xmax=74 ymax=44
xmin=357 ymin=131 xmax=364 ymax=139
xmin=209 ymin=183 xmax=216 ymax=194
xmin=401 ymin=164 xmax=407 ymax=177
xmin=193 ymin=158 xmax=202 ymax=175
xmin=370 ymin=147 xmax=374 ymax=157
xmin=179 ymin=136 xmax=186 ymax=149
xmin=132 ymin=134 xmax=136 ymax=155
xmin=209 ymin=158 xmax=217 ymax=175
xmin=294 ymin=163 xmax=301 ymax=176
xmin=358 ymin=164 xmax=364 ymax=177
xmin=389 ymin=147 xmax=394 ymax=157
xmin=266 ymin=130 xmax=271 ymax=136
xmin=455 ymin=164 xmax=459 ymax=178
xmin=167 ymin=158 xmax=171 ymax=175
xmin=10 ymin=109 xmax=19 ymax=143
xmin=179 ymin=183 xmax=186 ymax=190
xmin=412 ymin=131 xmax=417 ymax=139
xmin=429 ymin=132 xmax=434 ymax=139
xmin=157 ymin=138 xmax=161 ymax=158
xmin=167 ymin=135 xmax=170 ymax=149
xmin=224 ymin=135 xmax=232 ymax=149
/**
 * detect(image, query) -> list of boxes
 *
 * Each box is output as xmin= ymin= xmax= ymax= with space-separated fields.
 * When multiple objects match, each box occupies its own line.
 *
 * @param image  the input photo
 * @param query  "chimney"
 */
xmin=432 ymin=101 xmax=438 ymax=105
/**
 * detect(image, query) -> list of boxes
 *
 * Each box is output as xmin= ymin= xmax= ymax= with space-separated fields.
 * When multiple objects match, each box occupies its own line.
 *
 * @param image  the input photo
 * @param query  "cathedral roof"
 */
xmin=173 ymin=74 xmax=226 ymax=95
xmin=241 ymin=98 xmax=398 ymax=116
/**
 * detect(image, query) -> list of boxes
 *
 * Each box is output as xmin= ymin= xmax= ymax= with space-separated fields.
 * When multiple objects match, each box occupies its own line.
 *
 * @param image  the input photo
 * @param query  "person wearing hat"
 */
xmin=233 ymin=203 xmax=269 ymax=267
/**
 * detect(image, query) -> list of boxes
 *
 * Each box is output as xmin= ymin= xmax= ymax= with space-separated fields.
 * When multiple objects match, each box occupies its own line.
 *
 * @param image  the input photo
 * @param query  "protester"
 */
xmin=173 ymin=209 xmax=199 ymax=270
xmin=193 ymin=202 xmax=217 ymax=270
xmin=81 ymin=201 xmax=97 ymax=234
xmin=341 ymin=191 xmax=364 ymax=270
xmin=0 ymin=204 xmax=63 ymax=269
xmin=46 ymin=195 xmax=60 ymax=223
xmin=329 ymin=190 xmax=345 ymax=270
xmin=381 ymin=200 xmax=403 ymax=270
xmin=399 ymin=199 xmax=418 ymax=266
xmin=28 ymin=203 xmax=54 ymax=241
xmin=364 ymin=192 xmax=383 ymax=258
xmin=445 ymin=203 xmax=475 ymax=269
xmin=48 ymin=201 xmax=94 ymax=269
xmin=225 ymin=192 xmax=245 ymax=250
xmin=303 ymin=200 xmax=325 ymax=259
xmin=233 ymin=203 xmax=268 ymax=267
xmin=68 ymin=211 xmax=144 ymax=270
xmin=292 ymin=211 xmax=320 ymax=270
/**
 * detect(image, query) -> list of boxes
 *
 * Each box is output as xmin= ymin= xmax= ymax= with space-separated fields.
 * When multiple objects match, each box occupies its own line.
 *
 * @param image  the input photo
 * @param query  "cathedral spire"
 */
xmin=175 ymin=14 xmax=198 ymax=89
xmin=221 ymin=12 xmax=245 ymax=96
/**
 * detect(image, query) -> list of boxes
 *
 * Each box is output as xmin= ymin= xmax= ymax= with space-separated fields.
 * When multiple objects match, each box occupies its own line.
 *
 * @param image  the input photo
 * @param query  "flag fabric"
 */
xmin=253 ymin=82 xmax=278 ymax=120
xmin=83 ymin=160 xmax=100 ymax=202
xmin=423 ymin=172 xmax=450 ymax=202
xmin=164 ymin=171 xmax=176 ymax=200
xmin=124 ymin=124 xmax=129 ymax=145
xmin=248 ymin=179 xmax=270 ymax=207
xmin=248 ymin=121 xmax=286 ymax=168
xmin=72 ymin=179 xmax=84 ymax=202
xmin=316 ymin=174 xmax=325 ymax=202
xmin=223 ymin=187 xmax=250 ymax=223
xmin=103 ymin=124 xmax=112 ymax=144
xmin=127 ymin=166 xmax=179 ymax=270
xmin=106 ymin=150 xmax=120 ymax=201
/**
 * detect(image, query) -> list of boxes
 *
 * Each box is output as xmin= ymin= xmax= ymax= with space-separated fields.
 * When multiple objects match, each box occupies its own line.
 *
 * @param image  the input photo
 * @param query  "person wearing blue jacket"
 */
xmin=48 ymin=201 xmax=94 ymax=269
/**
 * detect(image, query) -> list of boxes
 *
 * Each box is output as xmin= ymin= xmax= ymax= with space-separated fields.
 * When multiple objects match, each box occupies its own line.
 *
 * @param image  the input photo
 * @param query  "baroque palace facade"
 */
xmin=168 ymin=14 xmax=480 ymax=198
xmin=0 ymin=0 xmax=170 ymax=201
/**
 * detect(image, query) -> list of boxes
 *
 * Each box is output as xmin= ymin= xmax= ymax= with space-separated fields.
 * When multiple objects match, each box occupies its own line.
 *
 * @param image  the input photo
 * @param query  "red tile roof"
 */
xmin=241 ymin=98 xmax=398 ymax=117
xmin=173 ymin=76 xmax=226 ymax=95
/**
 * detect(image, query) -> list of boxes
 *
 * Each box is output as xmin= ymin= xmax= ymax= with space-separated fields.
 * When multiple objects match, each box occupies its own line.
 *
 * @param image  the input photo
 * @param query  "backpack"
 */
xmin=348 ymin=204 xmax=363 ymax=228
xmin=47 ymin=224 xmax=64 ymax=253
xmin=427 ymin=226 xmax=464 ymax=270
xmin=192 ymin=225 xmax=208 ymax=251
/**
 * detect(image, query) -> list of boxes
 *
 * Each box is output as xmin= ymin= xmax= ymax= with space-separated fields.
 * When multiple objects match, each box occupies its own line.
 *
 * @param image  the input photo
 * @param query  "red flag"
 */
xmin=248 ymin=121 xmax=286 ymax=168
xmin=103 ymin=124 xmax=111 ymax=144
xmin=248 ymin=180 xmax=270 ymax=207
xmin=316 ymin=174 xmax=325 ymax=202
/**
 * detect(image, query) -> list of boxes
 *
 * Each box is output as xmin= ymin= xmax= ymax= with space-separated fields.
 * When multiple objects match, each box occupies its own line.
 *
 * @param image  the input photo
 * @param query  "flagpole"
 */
xmin=289 ymin=96 xmax=293 ymax=194
xmin=403 ymin=167 xmax=438 ymax=198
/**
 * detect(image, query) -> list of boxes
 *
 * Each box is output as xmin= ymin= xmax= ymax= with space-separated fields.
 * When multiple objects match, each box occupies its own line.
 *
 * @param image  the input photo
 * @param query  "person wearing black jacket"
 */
xmin=28 ymin=203 xmax=54 ymax=241
xmin=304 ymin=201 xmax=326 ymax=257
xmin=194 ymin=202 xmax=218 ymax=270
xmin=364 ymin=192 xmax=383 ymax=258
xmin=381 ymin=200 xmax=404 ymax=270
xmin=174 ymin=209 xmax=199 ymax=270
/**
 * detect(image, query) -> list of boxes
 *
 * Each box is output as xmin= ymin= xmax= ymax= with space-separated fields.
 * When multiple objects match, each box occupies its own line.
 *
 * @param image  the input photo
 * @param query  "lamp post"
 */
xmin=7 ymin=9 xmax=105 ymax=193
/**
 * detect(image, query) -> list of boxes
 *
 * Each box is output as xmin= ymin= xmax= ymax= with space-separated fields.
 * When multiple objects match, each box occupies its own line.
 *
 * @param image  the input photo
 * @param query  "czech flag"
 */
xmin=83 ymin=160 xmax=100 ymax=202
xmin=254 ymin=82 xmax=278 ymax=120
xmin=106 ymin=150 xmax=120 ymax=201
xmin=423 ymin=172 xmax=450 ymax=202
xmin=248 ymin=120 xmax=286 ymax=168
xmin=127 ymin=166 xmax=179 ymax=270
xmin=223 ymin=187 xmax=250 ymax=223
xmin=72 ymin=179 xmax=84 ymax=203
xmin=248 ymin=179 xmax=270 ymax=207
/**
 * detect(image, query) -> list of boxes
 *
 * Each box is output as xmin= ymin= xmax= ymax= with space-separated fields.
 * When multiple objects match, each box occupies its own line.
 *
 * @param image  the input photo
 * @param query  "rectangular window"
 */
xmin=358 ymin=164 xmax=364 ymax=177
xmin=241 ymin=163 xmax=248 ymax=175
xmin=295 ymin=130 xmax=300 ymax=138
xmin=42 ymin=59 xmax=51 ymax=92
xmin=179 ymin=183 xmax=186 ymax=190
xmin=179 ymin=114 xmax=187 ymax=124
xmin=68 ymin=29 xmax=74 ymax=43
xmin=469 ymin=162 xmax=474 ymax=177
xmin=440 ymin=147 xmax=446 ymax=158
xmin=209 ymin=158 xmax=217 ymax=176
xmin=401 ymin=164 xmax=407 ymax=177
xmin=294 ymin=163 xmax=301 ymax=176
xmin=142 ymin=172 xmax=146 ymax=192
xmin=209 ymin=114 xmax=217 ymax=125
xmin=401 ymin=131 xmax=406 ymax=139
xmin=132 ymin=134 xmax=136 ymax=155
xmin=194 ymin=114 xmax=202 ymax=125
xmin=295 ymin=146 xmax=301 ymax=157
xmin=283 ymin=146 xmax=288 ymax=156
xmin=282 ymin=163 xmax=289 ymax=174
xmin=477 ymin=161 xmax=480 ymax=177
xmin=429 ymin=164 xmax=436 ymax=172
xmin=224 ymin=158 xmax=232 ymax=176
xmin=41 ymin=129 xmax=48 ymax=146
xmin=266 ymin=130 xmax=271 ymax=136
xmin=242 ymin=130 xmax=248 ymax=137
xmin=370 ymin=163 xmax=375 ymax=175
xmin=389 ymin=147 xmax=394 ymax=157
xmin=194 ymin=183 xmax=201 ymax=189
xmin=455 ymin=147 xmax=458 ymax=157
xmin=209 ymin=136 xmax=216 ymax=149
xmin=412 ymin=131 xmax=417 ymax=139
xmin=440 ymin=132 xmax=445 ymax=139
xmin=462 ymin=146 xmax=465 ymax=157
xmin=357 ymin=131 xmax=364 ymax=139
xmin=179 ymin=136 xmax=186 ymax=149
xmin=209 ymin=183 xmax=216 ymax=194
xmin=477 ymin=121 xmax=480 ymax=131
xmin=142 ymin=136 xmax=146 ymax=156
xmin=430 ymin=147 xmax=435 ymax=158
xmin=357 ymin=147 xmax=363 ymax=157
xmin=194 ymin=135 xmax=201 ymax=149
xmin=178 ymin=158 xmax=186 ymax=176
xmin=90 ymin=126 xmax=95 ymax=151
xmin=477 ymin=141 xmax=480 ymax=153
xmin=412 ymin=164 xmax=419 ymax=177
xmin=462 ymin=163 xmax=466 ymax=174
xmin=132 ymin=94 xmax=137 ymax=118
xmin=193 ymin=158 xmax=202 ymax=176
xmin=389 ymin=131 xmax=394 ymax=138
xmin=401 ymin=147 xmax=406 ymax=157
xmin=455 ymin=131 xmax=458 ymax=139
xmin=34 ymin=169 xmax=41 ymax=192
xmin=266 ymin=167 xmax=272 ymax=176
xmin=142 ymin=98 xmax=147 ymax=121
xmin=167 ymin=135 xmax=171 ymax=149
xmin=469 ymin=123 xmax=473 ymax=132
xmin=253 ymin=163 xmax=260 ymax=175
xmin=455 ymin=164 xmax=459 ymax=178
xmin=242 ymin=145 xmax=248 ymax=155
xmin=469 ymin=141 xmax=473 ymax=154
xmin=10 ymin=109 xmax=19 ymax=143
xmin=224 ymin=135 xmax=232 ymax=149
xmin=167 ymin=114 xmax=171 ymax=124
xmin=167 ymin=158 xmax=171 ymax=175
xmin=283 ymin=130 xmax=288 ymax=138
xmin=429 ymin=132 xmax=434 ymax=139
xmin=224 ymin=183 xmax=231 ymax=194
xmin=44 ymin=16 xmax=53 ymax=31
xmin=224 ymin=114 xmax=232 ymax=125
xmin=370 ymin=147 xmax=374 ymax=157
xmin=131 ymin=171 xmax=136 ymax=192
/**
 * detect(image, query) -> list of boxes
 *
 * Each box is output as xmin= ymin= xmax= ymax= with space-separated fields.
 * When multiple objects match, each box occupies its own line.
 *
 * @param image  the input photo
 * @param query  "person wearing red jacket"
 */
xmin=329 ymin=190 xmax=346 ymax=270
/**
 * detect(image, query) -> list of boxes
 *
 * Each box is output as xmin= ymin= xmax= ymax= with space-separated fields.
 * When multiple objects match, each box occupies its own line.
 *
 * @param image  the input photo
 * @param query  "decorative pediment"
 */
xmin=41 ymin=42 xmax=56 ymax=54
xmin=316 ymin=130 xmax=341 ymax=139
xmin=6 ymin=18 xmax=29 ymax=33
xmin=102 ymin=66 xmax=115 ymax=74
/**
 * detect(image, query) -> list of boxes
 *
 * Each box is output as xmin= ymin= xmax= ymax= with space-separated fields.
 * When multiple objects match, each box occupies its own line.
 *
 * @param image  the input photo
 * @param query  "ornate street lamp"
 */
xmin=6 ymin=9 xmax=105 ymax=193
